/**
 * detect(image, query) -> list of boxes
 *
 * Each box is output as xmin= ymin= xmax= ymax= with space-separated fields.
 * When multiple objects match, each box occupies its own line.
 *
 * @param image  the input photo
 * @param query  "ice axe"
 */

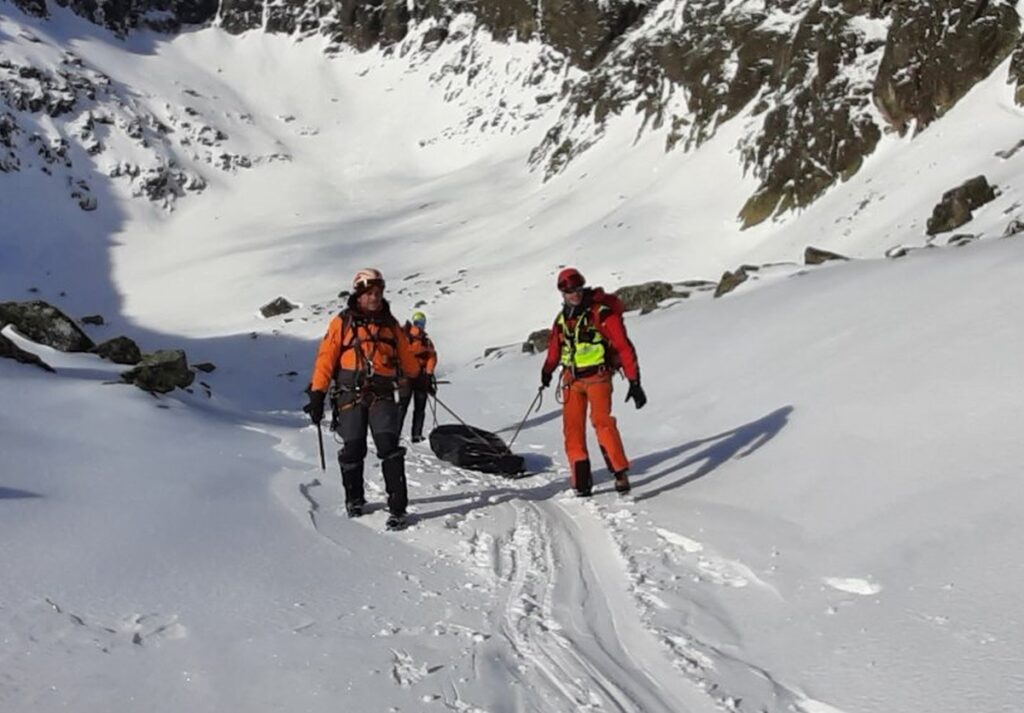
xmin=315 ymin=422 xmax=326 ymax=471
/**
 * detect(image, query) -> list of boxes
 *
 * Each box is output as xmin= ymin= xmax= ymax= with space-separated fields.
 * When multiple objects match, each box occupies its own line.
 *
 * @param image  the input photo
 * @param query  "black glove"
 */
xmin=625 ymin=380 xmax=647 ymax=409
xmin=414 ymin=372 xmax=435 ymax=394
xmin=304 ymin=390 xmax=326 ymax=424
xmin=540 ymin=371 xmax=552 ymax=389
xmin=428 ymin=374 xmax=438 ymax=395
xmin=407 ymin=372 xmax=432 ymax=395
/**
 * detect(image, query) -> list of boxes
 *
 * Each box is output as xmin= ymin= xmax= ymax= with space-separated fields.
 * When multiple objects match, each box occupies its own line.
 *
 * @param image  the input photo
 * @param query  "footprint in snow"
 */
xmin=823 ymin=577 xmax=883 ymax=596
xmin=390 ymin=649 xmax=442 ymax=687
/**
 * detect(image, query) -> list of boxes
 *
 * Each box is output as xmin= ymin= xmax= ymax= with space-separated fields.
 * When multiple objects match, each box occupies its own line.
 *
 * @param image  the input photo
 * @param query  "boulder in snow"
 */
xmin=926 ymin=176 xmax=996 ymax=235
xmin=0 ymin=300 xmax=95 ymax=352
xmin=804 ymin=246 xmax=849 ymax=265
xmin=614 ymin=281 xmax=687 ymax=314
xmin=121 ymin=350 xmax=195 ymax=393
xmin=1003 ymin=218 xmax=1024 ymax=237
xmin=715 ymin=266 xmax=758 ymax=298
xmin=522 ymin=329 xmax=551 ymax=355
xmin=260 ymin=297 xmax=298 ymax=318
xmin=0 ymin=332 xmax=54 ymax=372
xmin=92 ymin=336 xmax=142 ymax=365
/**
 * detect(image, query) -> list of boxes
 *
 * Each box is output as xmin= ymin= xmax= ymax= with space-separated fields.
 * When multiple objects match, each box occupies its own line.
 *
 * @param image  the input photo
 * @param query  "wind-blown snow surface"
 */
xmin=4 ymin=7 xmax=1024 ymax=713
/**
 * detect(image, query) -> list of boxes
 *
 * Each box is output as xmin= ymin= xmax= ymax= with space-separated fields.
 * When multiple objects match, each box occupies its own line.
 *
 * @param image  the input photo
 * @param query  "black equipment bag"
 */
xmin=429 ymin=424 xmax=525 ymax=476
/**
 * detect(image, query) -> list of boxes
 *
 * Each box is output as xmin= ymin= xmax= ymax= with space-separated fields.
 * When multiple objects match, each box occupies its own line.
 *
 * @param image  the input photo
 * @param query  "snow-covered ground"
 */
xmin=3 ymin=5 xmax=1024 ymax=712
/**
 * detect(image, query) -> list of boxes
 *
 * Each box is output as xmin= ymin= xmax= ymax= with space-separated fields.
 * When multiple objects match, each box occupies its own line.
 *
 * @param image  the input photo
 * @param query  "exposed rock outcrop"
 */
xmin=121 ymin=349 xmax=195 ymax=393
xmin=522 ymin=328 xmax=551 ymax=355
xmin=714 ymin=266 xmax=752 ymax=298
xmin=804 ymin=247 xmax=849 ymax=266
xmin=613 ymin=281 xmax=685 ymax=314
xmin=926 ymin=175 xmax=997 ymax=235
xmin=5 ymin=0 xmax=1022 ymax=227
xmin=260 ymin=297 xmax=299 ymax=318
xmin=876 ymin=0 xmax=1019 ymax=134
xmin=0 ymin=332 xmax=55 ymax=372
xmin=92 ymin=336 xmax=143 ymax=365
xmin=0 ymin=300 xmax=95 ymax=352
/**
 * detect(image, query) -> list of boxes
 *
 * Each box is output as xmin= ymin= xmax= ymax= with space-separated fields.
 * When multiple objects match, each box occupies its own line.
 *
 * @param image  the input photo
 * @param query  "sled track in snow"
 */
xmin=283 ymin=440 xmax=801 ymax=713
xmin=477 ymin=488 xmax=720 ymax=713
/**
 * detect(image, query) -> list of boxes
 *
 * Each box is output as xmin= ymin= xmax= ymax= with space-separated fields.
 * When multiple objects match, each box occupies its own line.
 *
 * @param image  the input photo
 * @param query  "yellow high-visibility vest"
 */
xmin=557 ymin=311 xmax=606 ymax=370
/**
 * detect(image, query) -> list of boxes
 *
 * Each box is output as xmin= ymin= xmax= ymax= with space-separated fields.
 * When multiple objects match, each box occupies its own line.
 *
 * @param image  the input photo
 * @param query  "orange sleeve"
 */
xmin=395 ymin=326 xmax=422 ymax=378
xmin=425 ymin=339 xmax=438 ymax=375
xmin=310 ymin=316 xmax=343 ymax=392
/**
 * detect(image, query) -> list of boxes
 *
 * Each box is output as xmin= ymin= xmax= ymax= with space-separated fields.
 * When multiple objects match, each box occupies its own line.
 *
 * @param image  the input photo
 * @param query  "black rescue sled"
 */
xmin=428 ymin=424 xmax=525 ymax=477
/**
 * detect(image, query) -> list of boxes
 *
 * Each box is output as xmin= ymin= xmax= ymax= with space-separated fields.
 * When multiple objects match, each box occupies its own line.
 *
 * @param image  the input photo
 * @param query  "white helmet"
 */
xmin=352 ymin=267 xmax=384 ymax=293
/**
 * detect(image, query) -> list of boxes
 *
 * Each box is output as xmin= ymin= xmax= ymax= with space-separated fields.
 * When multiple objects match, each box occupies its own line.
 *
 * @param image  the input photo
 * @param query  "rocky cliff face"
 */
xmin=5 ymin=0 xmax=1022 ymax=226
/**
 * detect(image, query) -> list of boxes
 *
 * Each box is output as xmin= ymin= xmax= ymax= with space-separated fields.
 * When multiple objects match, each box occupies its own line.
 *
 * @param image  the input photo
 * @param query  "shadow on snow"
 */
xmin=0 ymin=486 xmax=43 ymax=500
xmin=631 ymin=405 xmax=794 ymax=502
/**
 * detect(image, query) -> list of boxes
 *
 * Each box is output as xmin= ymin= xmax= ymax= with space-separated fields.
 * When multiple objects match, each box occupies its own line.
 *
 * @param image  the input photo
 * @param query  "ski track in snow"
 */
xmin=273 ymin=431 xmax=847 ymax=712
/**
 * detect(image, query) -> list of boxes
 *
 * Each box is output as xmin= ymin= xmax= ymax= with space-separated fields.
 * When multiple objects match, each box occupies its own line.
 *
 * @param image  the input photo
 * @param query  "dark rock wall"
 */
xmin=875 ymin=0 xmax=1019 ymax=133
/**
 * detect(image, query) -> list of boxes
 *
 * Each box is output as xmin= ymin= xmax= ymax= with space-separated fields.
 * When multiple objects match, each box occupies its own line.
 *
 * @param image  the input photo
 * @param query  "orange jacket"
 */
xmin=310 ymin=307 xmax=420 ymax=392
xmin=405 ymin=323 xmax=437 ymax=375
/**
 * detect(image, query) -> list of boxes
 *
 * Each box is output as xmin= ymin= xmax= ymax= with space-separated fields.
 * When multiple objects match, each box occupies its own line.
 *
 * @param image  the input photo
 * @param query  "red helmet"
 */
xmin=352 ymin=268 xmax=385 ymax=293
xmin=557 ymin=267 xmax=585 ymax=293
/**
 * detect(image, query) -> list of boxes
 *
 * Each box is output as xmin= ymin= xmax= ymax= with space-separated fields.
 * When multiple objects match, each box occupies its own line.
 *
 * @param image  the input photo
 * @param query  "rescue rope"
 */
xmin=431 ymin=395 xmax=511 ymax=456
xmin=506 ymin=387 xmax=544 ymax=453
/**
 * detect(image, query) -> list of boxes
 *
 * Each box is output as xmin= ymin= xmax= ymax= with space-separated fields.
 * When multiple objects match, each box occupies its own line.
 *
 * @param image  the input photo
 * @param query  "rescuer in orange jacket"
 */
xmin=397 ymin=311 xmax=438 ymax=443
xmin=305 ymin=268 xmax=425 ymax=530
xmin=540 ymin=267 xmax=647 ymax=496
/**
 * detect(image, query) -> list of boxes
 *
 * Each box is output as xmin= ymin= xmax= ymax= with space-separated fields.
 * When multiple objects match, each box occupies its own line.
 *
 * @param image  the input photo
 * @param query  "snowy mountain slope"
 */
xmin=6 ymin=4 xmax=1024 ymax=367
xmin=4 ymin=4 xmax=1024 ymax=713
xmin=6 ymin=232 xmax=1024 ymax=713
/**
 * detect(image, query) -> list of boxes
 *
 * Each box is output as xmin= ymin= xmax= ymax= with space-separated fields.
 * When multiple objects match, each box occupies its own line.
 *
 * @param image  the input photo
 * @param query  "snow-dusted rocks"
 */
xmin=876 ymin=0 xmax=1020 ymax=133
xmin=4 ymin=0 xmax=1018 ymax=227
xmin=521 ymin=328 xmax=550 ymax=355
xmin=0 ymin=300 xmax=95 ymax=352
xmin=804 ymin=246 xmax=849 ymax=265
xmin=0 ymin=330 xmax=54 ymax=371
xmin=926 ymin=175 xmax=998 ymax=235
xmin=614 ymin=281 xmax=687 ymax=314
xmin=120 ymin=348 xmax=194 ymax=393
xmin=92 ymin=335 xmax=143 ymax=365
xmin=714 ymin=265 xmax=754 ymax=298
xmin=259 ymin=296 xmax=298 ymax=318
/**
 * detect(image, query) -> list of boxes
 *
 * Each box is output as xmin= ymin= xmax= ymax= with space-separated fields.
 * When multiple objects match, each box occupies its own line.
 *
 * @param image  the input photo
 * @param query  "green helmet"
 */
xmin=411 ymin=311 xmax=426 ymax=328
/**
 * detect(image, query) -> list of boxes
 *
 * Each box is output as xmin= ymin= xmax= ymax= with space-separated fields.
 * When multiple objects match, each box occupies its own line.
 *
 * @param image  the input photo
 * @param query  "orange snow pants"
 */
xmin=562 ymin=371 xmax=630 ymax=483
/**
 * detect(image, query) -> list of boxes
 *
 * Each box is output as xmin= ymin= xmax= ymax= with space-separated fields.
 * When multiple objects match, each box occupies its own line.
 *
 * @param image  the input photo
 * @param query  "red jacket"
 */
xmin=542 ymin=288 xmax=639 ymax=382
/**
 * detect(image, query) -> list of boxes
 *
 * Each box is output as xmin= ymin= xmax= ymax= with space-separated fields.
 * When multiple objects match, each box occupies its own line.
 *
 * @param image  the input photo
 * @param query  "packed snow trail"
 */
xmin=278 ymin=431 xmax=769 ymax=712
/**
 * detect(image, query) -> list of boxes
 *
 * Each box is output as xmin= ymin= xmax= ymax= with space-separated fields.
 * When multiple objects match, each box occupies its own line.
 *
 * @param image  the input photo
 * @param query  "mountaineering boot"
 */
xmin=385 ymin=512 xmax=408 ymax=531
xmin=411 ymin=434 xmax=425 ymax=444
xmin=380 ymin=448 xmax=409 ymax=517
xmin=614 ymin=470 xmax=631 ymax=495
xmin=345 ymin=499 xmax=366 ymax=518
xmin=339 ymin=458 xmax=366 ymax=508
xmin=572 ymin=459 xmax=593 ymax=497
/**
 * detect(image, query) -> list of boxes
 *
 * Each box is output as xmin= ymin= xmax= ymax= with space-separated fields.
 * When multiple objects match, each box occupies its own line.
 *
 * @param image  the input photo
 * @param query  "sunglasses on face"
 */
xmin=357 ymin=279 xmax=385 ymax=293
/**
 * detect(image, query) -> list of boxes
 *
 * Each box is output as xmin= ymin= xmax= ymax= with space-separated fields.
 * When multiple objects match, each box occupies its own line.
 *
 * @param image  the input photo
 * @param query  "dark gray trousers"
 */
xmin=335 ymin=385 xmax=407 ymax=516
xmin=398 ymin=388 xmax=428 ymax=439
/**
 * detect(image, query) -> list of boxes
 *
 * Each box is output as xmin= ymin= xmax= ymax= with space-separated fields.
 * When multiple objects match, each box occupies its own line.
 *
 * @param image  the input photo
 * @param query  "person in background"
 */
xmin=398 ymin=310 xmax=437 ymax=443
